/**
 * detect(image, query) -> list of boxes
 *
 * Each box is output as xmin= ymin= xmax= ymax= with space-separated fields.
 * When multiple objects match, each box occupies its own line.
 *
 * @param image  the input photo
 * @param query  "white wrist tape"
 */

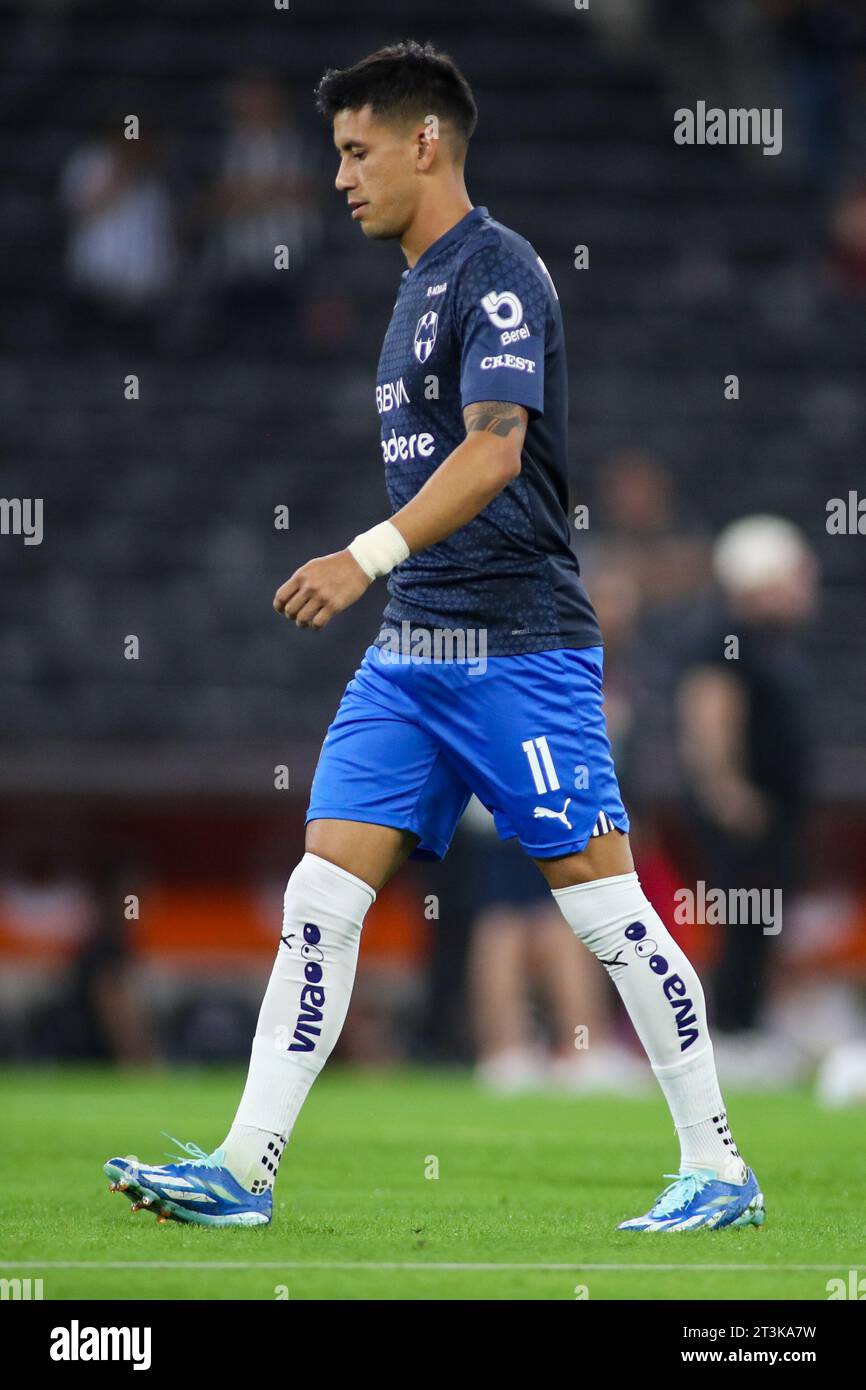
xmin=348 ymin=520 xmax=410 ymax=580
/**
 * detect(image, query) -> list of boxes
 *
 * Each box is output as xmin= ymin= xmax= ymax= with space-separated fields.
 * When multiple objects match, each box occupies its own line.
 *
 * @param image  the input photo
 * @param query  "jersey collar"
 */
xmin=405 ymin=206 xmax=488 ymax=279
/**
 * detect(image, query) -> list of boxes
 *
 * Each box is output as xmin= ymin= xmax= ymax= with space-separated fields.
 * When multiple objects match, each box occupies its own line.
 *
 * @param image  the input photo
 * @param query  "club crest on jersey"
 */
xmin=414 ymin=310 xmax=438 ymax=363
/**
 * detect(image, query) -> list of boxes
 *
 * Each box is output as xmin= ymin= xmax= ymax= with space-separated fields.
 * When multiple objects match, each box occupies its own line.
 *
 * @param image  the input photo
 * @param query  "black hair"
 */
xmin=315 ymin=40 xmax=477 ymax=155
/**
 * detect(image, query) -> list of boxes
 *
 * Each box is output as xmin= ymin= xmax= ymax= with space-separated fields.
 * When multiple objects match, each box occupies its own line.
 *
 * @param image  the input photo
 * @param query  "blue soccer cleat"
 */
xmin=104 ymin=1135 xmax=272 ymax=1227
xmin=617 ymin=1167 xmax=765 ymax=1232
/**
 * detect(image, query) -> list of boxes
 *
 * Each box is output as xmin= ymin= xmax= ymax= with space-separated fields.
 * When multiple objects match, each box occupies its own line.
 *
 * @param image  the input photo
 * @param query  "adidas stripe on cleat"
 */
xmin=104 ymin=1136 xmax=272 ymax=1228
xmin=617 ymin=1166 xmax=765 ymax=1232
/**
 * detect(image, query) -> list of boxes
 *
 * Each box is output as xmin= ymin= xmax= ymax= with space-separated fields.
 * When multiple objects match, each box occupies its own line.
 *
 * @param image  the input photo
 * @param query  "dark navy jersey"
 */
xmin=374 ymin=205 xmax=601 ymax=655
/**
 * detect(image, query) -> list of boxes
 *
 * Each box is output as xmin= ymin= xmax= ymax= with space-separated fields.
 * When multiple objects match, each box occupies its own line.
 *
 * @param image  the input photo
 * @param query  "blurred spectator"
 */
xmin=585 ymin=449 xmax=712 ymax=613
xmin=677 ymin=515 xmax=818 ymax=1080
xmin=582 ymin=568 xmax=643 ymax=789
xmin=0 ymin=844 xmax=155 ymax=1064
xmin=756 ymin=0 xmax=866 ymax=184
xmin=198 ymin=71 xmax=319 ymax=354
xmin=651 ymin=0 xmax=773 ymax=135
xmin=65 ymin=862 xmax=157 ymax=1066
xmin=829 ymin=180 xmax=866 ymax=291
xmin=61 ymin=120 xmax=179 ymax=350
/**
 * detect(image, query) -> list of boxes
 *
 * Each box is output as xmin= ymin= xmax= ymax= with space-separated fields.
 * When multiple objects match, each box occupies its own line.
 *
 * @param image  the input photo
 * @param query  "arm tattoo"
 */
xmin=463 ymin=401 xmax=527 ymax=437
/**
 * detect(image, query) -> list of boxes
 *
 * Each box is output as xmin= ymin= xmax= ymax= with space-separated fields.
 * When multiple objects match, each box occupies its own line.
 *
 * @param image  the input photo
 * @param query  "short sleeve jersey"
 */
xmin=374 ymin=205 xmax=601 ymax=655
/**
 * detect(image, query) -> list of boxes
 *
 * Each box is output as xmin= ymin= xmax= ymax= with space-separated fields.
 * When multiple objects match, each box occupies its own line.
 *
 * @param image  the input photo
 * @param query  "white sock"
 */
xmin=551 ymin=870 xmax=747 ymax=1184
xmin=220 ymin=851 xmax=376 ymax=1193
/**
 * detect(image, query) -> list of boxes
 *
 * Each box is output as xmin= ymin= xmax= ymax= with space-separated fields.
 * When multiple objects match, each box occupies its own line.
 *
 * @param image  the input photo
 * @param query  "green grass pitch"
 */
xmin=1 ymin=1065 xmax=863 ymax=1301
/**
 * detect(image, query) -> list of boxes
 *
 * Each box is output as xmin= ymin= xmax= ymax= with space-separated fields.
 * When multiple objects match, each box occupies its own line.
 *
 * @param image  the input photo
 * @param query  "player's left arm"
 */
xmin=272 ymin=401 xmax=526 ymax=629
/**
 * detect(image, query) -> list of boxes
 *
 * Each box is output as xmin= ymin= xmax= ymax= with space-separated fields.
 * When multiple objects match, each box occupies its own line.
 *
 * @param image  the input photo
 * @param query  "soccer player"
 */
xmin=105 ymin=42 xmax=764 ymax=1232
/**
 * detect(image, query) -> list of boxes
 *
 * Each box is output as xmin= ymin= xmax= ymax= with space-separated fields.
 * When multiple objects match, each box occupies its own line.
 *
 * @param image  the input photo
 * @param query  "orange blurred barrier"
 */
xmin=0 ymin=878 xmax=429 ymax=970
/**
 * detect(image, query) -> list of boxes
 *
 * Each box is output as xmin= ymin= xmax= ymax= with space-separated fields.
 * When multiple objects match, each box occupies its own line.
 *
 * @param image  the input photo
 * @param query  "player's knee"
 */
xmin=280 ymin=850 xmax=376 ymax=948
xmin=305 ymin=818 xmax=417 ymax=892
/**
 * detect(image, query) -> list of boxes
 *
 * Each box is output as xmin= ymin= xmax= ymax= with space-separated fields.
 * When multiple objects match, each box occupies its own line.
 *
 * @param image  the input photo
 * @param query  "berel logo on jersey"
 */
xmin=376 ymin=377 xmax=409 ymax=414
xmin=500 ymin=323 xmax=531 ymax=346
xmin=480 ymin=290 xmax=524 ymax=331
xmin=414 ymin=310 xmax=439 ymax=363
xmin=426 ymin=282 xmax=447 ymax=297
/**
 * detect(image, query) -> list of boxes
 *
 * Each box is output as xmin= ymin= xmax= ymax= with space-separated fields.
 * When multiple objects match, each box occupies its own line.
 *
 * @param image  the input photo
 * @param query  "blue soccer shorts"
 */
xmin=305 ymin=643 xmax=629 ymax=862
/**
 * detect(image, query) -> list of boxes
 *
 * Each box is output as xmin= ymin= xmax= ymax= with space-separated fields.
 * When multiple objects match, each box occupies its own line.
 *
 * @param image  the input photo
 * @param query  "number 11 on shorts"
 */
xmin=521 ymin=735 xmax=560 ymax=793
